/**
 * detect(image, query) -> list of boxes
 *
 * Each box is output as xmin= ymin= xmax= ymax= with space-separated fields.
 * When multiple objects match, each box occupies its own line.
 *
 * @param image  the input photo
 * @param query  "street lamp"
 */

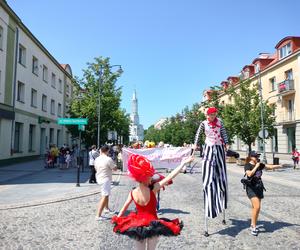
xmin=97 ymin=65 xmax=122 ymax=148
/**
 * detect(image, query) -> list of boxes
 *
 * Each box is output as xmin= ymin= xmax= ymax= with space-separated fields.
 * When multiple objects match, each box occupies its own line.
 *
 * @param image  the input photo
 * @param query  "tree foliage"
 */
xmin=68 ymin=57 xmax=130 ymax=146
xmin=144 ymin=103 xmax=205 ymax=146
xmin=222 ymin=80 xmax=276 ymax=152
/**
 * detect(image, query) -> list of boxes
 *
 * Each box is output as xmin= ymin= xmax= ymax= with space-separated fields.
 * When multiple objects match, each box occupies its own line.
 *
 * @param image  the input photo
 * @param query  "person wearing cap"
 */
xmin=244 ymin=150 xmax=266 ymax=236
xmin=95 ymin=145 xmax=118 ymax=220
xmin=193 ymin=107 xmax=229 ymax=231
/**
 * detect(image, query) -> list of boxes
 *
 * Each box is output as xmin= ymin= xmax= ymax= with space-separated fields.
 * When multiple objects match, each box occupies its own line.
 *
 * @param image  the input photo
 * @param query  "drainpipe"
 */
xmin=10 ymin=27 xmax=19 ymax=155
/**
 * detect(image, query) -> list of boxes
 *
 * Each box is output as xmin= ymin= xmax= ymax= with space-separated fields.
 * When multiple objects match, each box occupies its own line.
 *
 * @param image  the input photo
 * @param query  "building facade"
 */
xmin=202 ymin=36 xmax=300 ymax=161
xmin=0 ymin=1 xmax=74 ymax=162
xmin=129 ymin=90 xmax=144 ymax=142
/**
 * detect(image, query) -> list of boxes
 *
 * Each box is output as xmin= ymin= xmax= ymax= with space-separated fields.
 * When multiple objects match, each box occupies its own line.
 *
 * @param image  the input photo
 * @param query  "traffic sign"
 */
xmin=58 ymin=118 xmax=88 ymax=125
xmin=259 ymin=129 xmax=269 ymax=139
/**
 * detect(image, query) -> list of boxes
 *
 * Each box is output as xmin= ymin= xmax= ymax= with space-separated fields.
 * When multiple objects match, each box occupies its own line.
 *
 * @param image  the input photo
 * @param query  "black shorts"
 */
xmin=246 ymin=185 xmax=264 ymax=199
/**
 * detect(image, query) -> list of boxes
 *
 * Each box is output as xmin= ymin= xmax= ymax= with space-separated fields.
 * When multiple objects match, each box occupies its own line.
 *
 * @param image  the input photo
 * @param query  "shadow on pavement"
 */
xmin=158 ymin=208 xmax=190 ymax=215
xmin=216 ymin=218 xmax=300 ymax=237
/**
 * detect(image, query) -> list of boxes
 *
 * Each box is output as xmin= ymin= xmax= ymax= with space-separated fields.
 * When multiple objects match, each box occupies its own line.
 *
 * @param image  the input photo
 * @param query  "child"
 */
xmin=111 ymin=154 xmax=194 ymax=250
xmin=65 ymin=151 xmax=71 ymax=169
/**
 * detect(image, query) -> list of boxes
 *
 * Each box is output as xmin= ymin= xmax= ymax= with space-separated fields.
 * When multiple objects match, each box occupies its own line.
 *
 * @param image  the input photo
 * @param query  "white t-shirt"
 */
xmin=89 ymin=149 xmax=99 ymax=166
xmin=94 ymin=154 xmax=116 ymax=183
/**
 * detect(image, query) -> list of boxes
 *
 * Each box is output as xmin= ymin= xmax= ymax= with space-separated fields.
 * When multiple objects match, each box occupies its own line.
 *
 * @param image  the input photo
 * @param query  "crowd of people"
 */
xmin=45 ymin=144 xmax=80 ymax=169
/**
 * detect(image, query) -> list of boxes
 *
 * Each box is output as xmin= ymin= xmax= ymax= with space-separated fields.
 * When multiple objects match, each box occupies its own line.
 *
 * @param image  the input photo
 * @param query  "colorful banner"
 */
xmin=122 ymin=147 xmax=192 ymax=171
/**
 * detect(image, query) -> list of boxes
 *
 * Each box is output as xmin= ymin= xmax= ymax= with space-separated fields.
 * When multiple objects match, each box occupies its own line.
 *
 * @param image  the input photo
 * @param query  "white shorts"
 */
xmin=97 ymin=178 xmax=111 ymax=196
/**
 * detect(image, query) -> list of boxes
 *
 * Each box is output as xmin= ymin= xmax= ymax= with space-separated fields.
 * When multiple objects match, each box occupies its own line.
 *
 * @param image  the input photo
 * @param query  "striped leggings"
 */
xmin=202 ymin=144 xmax=228 ymax=218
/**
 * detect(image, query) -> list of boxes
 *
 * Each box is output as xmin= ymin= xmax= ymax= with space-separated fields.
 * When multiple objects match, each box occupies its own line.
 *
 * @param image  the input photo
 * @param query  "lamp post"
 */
xmin=97 ymin=65 xmax=122 ymax=148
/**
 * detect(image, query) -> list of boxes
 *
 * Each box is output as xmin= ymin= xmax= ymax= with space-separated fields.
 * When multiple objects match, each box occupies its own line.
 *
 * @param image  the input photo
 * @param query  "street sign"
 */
xmin=58 ymin=118 xmax=88 ymax=125
xmin=259 ymin=129 xmax=269 ymax=139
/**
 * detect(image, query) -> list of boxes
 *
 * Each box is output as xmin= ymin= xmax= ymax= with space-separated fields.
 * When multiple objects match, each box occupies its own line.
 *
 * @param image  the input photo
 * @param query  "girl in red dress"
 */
xmin=111 ymin=154 xmax=194 ymax=250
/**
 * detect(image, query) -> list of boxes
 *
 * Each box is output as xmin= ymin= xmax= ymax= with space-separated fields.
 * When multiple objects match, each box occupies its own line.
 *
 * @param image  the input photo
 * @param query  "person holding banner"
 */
xmin=193 ymin=107 xmax=229 ymax=236
xmin=111 ymin=154 xmax=194 ymax=250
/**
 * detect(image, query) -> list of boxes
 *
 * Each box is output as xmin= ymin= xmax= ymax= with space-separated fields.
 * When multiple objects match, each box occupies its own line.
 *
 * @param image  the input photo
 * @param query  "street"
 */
xmin=0 ymin=159 xmax=300 ymax=250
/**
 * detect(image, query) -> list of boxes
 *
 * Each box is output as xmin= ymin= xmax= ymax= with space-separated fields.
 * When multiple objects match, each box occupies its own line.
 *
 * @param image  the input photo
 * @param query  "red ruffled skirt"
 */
xmin=111 ymin=212 xmax=183 ymax=241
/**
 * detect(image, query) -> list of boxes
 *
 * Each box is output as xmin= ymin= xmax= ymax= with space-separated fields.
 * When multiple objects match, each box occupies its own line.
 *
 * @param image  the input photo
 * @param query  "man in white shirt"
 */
xmin=88 ymin=145 xmax=99 ymax=183
xmin=95 ymin=145 xmax=117 ymax=220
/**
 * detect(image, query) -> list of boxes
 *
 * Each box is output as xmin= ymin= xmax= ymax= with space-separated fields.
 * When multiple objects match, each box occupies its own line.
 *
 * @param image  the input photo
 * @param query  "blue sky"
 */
xmin=7 ymin=0 xmax=300 ymax=128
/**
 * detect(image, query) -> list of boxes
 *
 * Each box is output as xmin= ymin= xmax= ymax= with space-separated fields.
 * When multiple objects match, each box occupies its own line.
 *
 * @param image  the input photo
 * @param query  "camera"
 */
xmin=258 ymin=163 xmax=265 ymax=170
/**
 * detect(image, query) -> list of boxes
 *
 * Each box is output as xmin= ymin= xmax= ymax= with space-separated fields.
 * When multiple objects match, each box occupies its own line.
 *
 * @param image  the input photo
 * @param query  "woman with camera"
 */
xmin=244 ymin=151 xmax=267 ymax=236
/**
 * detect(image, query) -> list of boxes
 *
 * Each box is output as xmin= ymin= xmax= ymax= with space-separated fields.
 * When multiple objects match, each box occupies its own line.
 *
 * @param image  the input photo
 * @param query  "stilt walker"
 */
xmin=193 ymin=107 xmax=229 ymax=237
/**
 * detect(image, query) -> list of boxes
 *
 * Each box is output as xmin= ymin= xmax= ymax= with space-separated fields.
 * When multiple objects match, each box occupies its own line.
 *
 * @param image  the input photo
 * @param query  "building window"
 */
xmin=32 ymin=56 xmax=39 ymax=75
xmin=66 ymin=84 xmax=70 ymax=93
xmin=29 ymin=124 xmax=36 ymax=152
xmin=254 ymin=64 xmax=260 ymax=73
xmin=31 ymin=88 xmax=37 ymax=107
xmin=58 ymin=103 xmax=62 ymax=117
xmin=14 ymin=122 xmax=23 ymax=152
xmin=18 ymin=44 xmax=26 ymax=66
xmin=49 ymin=128 xmax=54 ymax=145
xmin=17 ymin=81 xmax=25 ymax=103
xmin=51 ymin=99 xmax=55 ymax=115
xmin=285 ymin=69 xmax=293 ymax=80
xmin=0 ymin=25 xmax=3 ymax=50
xmin=42 ymin=94 xmax=47 ymax=111
xmin=51 ymin=73 xmax=56 ymax=88
xmin=269 ymin=77 xmax=276 ymax=92
xmin=279 ymin=42 xmax=292 ymax=59
xmin=58 ymin=79 xmax=62 ymax=93
xmin=43 ymin=65 xmax=48 ymax=82
xmin=57 ymin=129 xmax=61 ymax=147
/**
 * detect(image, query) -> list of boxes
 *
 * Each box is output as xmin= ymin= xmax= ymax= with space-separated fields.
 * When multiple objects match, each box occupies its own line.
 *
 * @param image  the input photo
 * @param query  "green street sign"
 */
xmin=58 ymin=118 xmax=88 ymax=125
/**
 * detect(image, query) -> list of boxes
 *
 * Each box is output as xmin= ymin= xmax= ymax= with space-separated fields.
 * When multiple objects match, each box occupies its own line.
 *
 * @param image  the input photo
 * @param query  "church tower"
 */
xmin=129 ymin=90 xmax=144 ymax=142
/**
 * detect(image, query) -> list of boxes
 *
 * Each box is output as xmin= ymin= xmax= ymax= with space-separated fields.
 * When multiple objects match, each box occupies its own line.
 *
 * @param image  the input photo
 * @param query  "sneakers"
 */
xmin=103 ymin=208 xmax=116 ymax=215
xmin=250 ymin=226 xmax=258 ymax=236
xmin=95 ymin=215 xmax=110 ymax=221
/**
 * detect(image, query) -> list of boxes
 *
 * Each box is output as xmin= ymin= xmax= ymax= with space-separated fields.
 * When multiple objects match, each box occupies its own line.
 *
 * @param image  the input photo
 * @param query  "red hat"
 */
xmin=127 ymin=154 xmax=155 ymax=182
xmin=206 ymin=107 xmax=218 ymax=115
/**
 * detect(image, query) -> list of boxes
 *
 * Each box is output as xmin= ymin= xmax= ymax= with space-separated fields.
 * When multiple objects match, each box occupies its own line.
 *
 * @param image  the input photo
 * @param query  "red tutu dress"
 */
xmin=111 ymin=189 xmax=183 ymax=241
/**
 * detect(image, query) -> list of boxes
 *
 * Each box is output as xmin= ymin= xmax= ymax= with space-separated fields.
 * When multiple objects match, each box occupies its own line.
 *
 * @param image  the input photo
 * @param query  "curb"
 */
xmin=0 ymin=171 xmax=122 ymax=210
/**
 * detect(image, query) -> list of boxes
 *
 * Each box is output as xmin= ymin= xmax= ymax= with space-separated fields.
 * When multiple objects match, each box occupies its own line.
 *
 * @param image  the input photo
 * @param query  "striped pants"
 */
xmin=202 ymin=144 xmax=228 ymax=218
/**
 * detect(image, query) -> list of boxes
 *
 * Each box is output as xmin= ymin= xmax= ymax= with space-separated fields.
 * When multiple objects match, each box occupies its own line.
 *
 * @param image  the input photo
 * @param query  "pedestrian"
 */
xmin=65 ymin=151 xmax=72 ymax=169
xmin=95 ymin=145 xmax=118 ymax=220
xmin=193 ymin=106 xmax=229 ymax=236
xmin=243 ymin=151 xmax=269 ymax=236
xmin=112 ymin=154 xmax=193 ymax=250
xmin=88 ymin=145 xmax=99 ymax=183
xmin=292 ymin=147 xmax=299 ymax=169
xmin=58 ymin=148 xmax=66 ymax=169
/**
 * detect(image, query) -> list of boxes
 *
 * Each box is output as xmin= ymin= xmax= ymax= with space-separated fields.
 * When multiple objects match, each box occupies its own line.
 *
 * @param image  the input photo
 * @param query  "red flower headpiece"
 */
xmin=207 ymin=107 xmax=218 ymax=115
xmin=127 ymin=154 xmax=155 ymax=182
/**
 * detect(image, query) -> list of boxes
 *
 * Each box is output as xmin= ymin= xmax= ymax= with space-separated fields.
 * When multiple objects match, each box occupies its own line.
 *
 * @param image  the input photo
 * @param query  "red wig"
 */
xmin=206 ymin=107 xmax=218 ymax=115
xmin=127 ymin=154 xmax=155 ymax=182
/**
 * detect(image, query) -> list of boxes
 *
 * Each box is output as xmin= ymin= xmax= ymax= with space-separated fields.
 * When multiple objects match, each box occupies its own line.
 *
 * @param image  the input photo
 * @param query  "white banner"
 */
xmin=122 ymin=147 xmax=192 ymax=171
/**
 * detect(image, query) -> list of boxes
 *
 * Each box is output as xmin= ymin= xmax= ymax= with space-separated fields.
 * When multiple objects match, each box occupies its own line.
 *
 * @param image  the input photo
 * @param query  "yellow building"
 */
xmin=202 ymin=36 xmax=300 ymax=162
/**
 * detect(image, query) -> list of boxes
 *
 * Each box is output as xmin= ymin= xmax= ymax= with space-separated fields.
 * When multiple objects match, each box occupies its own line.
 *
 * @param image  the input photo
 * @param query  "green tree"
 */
xmin=68 ymin=57 xmax=130 ymax=146
xmin=223 ymin=80 xmax=275 ymax=153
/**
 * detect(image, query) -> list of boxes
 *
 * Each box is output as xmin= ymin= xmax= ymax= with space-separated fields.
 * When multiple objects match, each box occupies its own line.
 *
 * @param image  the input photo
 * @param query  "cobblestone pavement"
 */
xmin=0 ymin=159 xmax=299 ymax=250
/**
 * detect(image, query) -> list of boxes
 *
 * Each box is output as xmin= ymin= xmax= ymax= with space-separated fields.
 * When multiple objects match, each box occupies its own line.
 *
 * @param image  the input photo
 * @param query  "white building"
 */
xmin=129 ymin=90 xmax=144 ymax=142
xmin=0 ymin=1 xmax=74 ymax=162
xmin=154 ymin=118 xmax=167 ymax=130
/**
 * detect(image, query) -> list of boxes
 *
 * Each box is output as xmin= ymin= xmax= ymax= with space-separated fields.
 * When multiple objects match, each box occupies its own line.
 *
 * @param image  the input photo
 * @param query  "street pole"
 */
xmin=76 ymin=129 xmax=81 ymax=187
xmin=97 ymin=67 xmax=102 ymax=149
xmin=258 ymin=68 xmax=267 ymax=163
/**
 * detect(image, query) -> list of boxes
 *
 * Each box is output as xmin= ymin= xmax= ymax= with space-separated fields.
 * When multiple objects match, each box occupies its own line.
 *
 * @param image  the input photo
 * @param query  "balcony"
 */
xmin=278 ymin=79 xmax=295 ymax=96
xmin=277 ymin=110 xmax=296 ymax=124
